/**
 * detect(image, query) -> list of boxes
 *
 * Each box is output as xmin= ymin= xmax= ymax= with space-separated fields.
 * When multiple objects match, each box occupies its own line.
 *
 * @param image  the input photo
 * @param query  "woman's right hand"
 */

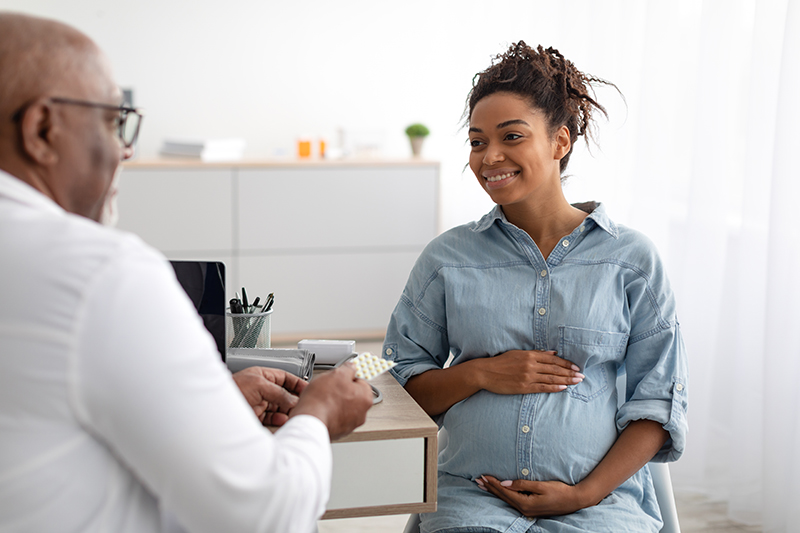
xmin=405 ymin=350 xmax=583 ymax=417
xmin=474 ymin=350 xmax=584 ymax=395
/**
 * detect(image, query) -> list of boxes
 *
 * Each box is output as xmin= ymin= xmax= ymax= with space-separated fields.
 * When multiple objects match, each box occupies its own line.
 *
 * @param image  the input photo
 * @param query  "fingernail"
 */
xmin=475 ymin=478 xmax=485 ymax=487
xmin=557 ymin=385 xmax=567 ymax=390
xmin=501 ymin=480 xmax=513 ymax=487
xmin=477 ymin=484 xmax=488 ymax=491
xmin=481 ymin=475 xmax=489 ymax=483
xmin=571 ymin=364 xmax=580 ymax=371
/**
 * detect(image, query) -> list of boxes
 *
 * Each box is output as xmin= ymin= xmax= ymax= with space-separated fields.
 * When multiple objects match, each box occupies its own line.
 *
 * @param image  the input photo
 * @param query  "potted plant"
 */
xmin=405 ymin=123 xmax=430 ymax=157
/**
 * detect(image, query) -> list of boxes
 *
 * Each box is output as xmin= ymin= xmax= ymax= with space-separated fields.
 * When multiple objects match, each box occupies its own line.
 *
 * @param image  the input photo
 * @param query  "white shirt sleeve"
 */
xmin=68 ymin=241 xmax=331 ymax=533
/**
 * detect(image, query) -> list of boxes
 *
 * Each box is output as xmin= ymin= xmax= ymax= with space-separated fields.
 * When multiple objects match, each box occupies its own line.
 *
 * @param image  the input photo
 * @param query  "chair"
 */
xmin=403 ymin=461 xmax=680 ymax=533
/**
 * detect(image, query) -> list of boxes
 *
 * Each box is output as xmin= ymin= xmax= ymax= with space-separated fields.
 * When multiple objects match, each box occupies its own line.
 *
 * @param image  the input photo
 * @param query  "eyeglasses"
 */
xmin=48 ymin=97 xmax=144 ymax=149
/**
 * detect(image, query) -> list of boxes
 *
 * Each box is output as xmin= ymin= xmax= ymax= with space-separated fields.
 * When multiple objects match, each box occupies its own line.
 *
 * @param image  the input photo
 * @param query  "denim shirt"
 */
xmin=383 ymin=203 xmax=688 ymax=533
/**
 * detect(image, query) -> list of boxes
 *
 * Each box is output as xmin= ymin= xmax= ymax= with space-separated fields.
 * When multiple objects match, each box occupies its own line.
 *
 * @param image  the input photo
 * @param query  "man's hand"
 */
xmin=289 ymin=363 xmax=374 ymax=440
xmin=475 ymin=350 xmax=584 ymax=395
xmin=232 ymin=366 xmax=308 ymax=426
xmin=476 ymin=475 xmax=587 ymax=517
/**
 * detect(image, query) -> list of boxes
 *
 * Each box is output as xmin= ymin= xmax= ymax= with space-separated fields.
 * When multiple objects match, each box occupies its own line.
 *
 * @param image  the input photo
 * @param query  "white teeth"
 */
xmin=485 ymin=172 xmax=517 ymax=182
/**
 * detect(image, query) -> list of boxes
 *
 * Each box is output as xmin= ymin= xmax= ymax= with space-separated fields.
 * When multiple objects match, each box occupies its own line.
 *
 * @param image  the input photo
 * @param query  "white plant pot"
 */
xmin=409 ymin=136 xmax=425 ymax=157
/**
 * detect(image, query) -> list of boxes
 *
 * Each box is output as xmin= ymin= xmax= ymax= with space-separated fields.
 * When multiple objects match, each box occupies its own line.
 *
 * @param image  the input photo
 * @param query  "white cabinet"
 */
xmin=116 ymin=160 xmax=439 ymax=339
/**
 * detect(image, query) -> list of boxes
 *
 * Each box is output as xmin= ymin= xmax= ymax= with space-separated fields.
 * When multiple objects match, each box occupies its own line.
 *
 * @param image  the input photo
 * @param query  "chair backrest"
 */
xmin=650 ymin=462 xmax=681 ymax=533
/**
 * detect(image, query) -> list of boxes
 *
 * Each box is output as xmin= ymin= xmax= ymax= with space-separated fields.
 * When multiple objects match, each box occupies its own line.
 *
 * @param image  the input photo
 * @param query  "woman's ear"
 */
xmin=553 ymin=125 xmax=571 ymax=161
xmin=18 ymin=99 xmax=58 ymax=166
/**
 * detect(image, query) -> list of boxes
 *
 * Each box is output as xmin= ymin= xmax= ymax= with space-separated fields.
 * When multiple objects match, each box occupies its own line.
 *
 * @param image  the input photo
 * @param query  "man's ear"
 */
xmin=18 ymin=99 xmax=58 ymax=166
xmin=553 ymin=125 xmax=572 ymax=161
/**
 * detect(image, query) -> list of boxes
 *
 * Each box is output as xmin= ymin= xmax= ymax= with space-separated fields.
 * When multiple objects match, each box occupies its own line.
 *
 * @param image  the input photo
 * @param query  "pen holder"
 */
xmin=226 ymin=308 xmax=273 ymax=350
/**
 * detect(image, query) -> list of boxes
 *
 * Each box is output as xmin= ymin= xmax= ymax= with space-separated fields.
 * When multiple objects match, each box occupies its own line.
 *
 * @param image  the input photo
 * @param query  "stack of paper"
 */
xmin=160 ymin=138 xmax=246 ymax=162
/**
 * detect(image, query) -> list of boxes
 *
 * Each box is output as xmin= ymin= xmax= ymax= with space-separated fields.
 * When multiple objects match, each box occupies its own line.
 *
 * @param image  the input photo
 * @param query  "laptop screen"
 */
xmin=170 ymin=260 xmax=226 ymax=361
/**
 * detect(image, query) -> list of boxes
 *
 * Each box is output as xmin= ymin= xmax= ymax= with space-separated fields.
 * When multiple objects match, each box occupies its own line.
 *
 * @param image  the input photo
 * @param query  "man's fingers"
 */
xmin=263 ymin=411 xmax=290 ymax=426
xmin=258 ymin=380 xmax=300 ymax=413
xmin=336 ymin=362 xmax=358 ymax=380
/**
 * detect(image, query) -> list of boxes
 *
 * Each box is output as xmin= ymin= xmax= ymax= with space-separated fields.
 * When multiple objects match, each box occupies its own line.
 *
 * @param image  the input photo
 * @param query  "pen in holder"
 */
xmin=226 ymin=307 xmax=273 ymax=349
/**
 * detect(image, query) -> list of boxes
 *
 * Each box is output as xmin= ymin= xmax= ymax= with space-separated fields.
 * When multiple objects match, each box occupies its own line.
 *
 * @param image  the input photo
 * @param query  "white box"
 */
xmin=298 ymin=339 xmax=356 ymax=365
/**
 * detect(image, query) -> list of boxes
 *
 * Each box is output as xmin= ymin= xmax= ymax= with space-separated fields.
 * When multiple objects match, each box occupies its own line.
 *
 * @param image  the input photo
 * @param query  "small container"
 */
xmin=297 ymin=139 xmax=312 ymax=158
xmin=226 ymin=308 xmax=273 ymax=350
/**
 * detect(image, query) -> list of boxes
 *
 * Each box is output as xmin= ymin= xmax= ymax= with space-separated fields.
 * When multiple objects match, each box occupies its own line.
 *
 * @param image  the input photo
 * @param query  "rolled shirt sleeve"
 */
xmin=616 ymin=322 xmax=688 ymax=462
xmin=384 ymin=254 xmax=452 ymax=387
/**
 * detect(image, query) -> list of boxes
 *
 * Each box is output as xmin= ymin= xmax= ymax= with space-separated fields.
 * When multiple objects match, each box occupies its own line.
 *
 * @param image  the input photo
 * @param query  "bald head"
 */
xmin=0 ymin=12 xmax=127 ymax=222
xmin=0 ymin=13 xmax=116 ymax=128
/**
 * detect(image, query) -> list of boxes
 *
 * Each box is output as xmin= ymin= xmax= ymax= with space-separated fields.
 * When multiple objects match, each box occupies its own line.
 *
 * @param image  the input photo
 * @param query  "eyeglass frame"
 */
xmin=12 ymin=96 xmax=144 ymax=149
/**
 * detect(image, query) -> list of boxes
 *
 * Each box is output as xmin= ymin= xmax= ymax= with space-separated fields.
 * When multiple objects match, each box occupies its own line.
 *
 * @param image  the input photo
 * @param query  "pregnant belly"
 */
xmin=438 ymin=388 xmax=619 ymax=484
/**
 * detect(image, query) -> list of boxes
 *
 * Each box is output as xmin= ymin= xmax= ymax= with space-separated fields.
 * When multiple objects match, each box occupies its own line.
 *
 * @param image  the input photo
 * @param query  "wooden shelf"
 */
xmin=123 ymin=158 xmax=439 ymax=169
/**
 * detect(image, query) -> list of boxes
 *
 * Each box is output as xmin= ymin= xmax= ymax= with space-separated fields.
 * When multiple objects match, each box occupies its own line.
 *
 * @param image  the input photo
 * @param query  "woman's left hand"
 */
xmin=476 ymin=475 xmax=589 ymax=517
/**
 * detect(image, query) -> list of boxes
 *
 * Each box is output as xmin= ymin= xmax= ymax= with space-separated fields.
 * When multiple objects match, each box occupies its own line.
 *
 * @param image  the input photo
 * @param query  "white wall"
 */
xmin=2 ymin=0 xmax=665 ymax=231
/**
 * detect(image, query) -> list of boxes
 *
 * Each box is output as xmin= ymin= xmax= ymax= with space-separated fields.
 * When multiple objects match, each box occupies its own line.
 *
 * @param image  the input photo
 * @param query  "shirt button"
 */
xmin=579 ymin=226 xmax=585 ymax=232
xmin=521 ymin=425 xmax=530 ymax=433
xmin=562 ymin=239 xmax=570 ymax=247
xmin=538 ymin=308 xmax=546 ymax=316
xmin=521 ymin=468 xmax=530 ymax=476
xmin=540 ymin=270 xmax=547 ymax=277
xmin=385 ymin=348 xmax=393 ymax=356
xmin=526 ymin=517 xmax=535 ymax=522
xmin=675 ymin=383 xmax=684 ymax=392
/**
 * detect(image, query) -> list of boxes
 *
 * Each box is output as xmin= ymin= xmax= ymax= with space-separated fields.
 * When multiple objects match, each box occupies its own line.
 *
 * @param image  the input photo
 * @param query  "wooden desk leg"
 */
xmin=424 ymin=435 xmax=438 ymax=511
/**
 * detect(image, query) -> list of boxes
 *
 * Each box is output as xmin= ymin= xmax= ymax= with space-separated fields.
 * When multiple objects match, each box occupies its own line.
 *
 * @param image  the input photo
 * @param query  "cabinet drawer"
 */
xmin=237 ymin=167 xmax=437 ymax=251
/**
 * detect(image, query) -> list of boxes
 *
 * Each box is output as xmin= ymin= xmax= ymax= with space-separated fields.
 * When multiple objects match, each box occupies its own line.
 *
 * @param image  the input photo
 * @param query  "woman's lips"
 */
xmin=483 ymin=170 xmax=519 ymax=188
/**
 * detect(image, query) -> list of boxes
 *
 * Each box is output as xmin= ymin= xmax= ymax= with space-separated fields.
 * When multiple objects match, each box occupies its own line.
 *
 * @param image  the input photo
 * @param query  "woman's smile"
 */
xmin=483 ymin=169 xmax=520 ymax=188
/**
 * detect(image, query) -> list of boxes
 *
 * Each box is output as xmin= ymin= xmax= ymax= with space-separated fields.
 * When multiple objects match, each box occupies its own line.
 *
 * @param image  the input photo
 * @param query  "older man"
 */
xmin=0 ymin=12 xmax=373 ymax=533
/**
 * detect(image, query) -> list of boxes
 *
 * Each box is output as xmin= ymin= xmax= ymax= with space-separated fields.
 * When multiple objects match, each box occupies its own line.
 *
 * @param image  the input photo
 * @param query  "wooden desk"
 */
xmin=320 ymin=371 xmax=438 ymax=519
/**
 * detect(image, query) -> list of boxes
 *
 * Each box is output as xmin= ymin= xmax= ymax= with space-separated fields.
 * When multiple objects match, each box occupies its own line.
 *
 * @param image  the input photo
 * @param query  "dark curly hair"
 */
xmin=466 ymin=41 xmax=618 ymax=174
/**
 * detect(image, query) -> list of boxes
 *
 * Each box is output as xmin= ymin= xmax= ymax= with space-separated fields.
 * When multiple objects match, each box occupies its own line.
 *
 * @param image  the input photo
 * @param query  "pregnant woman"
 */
xmin=383 ymin=42 xmax=688 ymax=533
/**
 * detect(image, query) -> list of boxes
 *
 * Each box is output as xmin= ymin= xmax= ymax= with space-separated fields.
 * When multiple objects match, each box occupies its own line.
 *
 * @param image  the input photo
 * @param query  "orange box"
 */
xmin=297 ymin=139 xmax=311 ymax=158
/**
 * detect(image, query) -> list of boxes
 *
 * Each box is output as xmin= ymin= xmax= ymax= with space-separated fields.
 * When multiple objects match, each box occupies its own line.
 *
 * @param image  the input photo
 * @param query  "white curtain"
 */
xmin=564 ymin=1 xmax=800 ymax=530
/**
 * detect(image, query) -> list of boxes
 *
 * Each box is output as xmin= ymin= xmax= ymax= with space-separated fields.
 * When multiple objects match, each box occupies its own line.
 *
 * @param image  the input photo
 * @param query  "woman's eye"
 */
xmin=469 ymin=139 xmax=484 ymax=148
xmin=505 ymin=133 xmax=522 ymax=141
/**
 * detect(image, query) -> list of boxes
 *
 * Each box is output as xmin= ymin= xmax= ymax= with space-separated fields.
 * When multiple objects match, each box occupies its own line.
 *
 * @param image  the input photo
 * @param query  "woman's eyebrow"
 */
xmin=469 ymin=119 xmax=530 ymax=134
xmin=497 ymin=119 xmax=529 ymax=129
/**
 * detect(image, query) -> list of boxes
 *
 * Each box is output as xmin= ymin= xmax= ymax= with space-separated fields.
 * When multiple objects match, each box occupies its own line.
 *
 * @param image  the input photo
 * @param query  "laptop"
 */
xmin=170 ymin=260 xmax=226 ymax=362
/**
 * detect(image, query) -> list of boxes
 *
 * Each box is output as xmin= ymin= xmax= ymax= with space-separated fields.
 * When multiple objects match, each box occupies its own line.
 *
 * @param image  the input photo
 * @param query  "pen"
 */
xmin=250 ymin=296 xmax=260 ymax=314
xmin=241 ymin=287 xmax=249 ymax=310
xmin=264 ymin=292 xmax=274 ymax=312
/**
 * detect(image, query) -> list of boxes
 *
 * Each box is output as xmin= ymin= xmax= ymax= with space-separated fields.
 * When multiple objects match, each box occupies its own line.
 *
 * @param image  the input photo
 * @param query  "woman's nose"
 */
xmin=483 ymin=143 xmax=505 ymax=165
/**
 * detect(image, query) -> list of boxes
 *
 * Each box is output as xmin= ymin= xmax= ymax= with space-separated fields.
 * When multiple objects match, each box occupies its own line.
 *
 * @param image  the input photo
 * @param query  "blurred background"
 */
xmin=5 ymin=0 xmax=799 ymax=530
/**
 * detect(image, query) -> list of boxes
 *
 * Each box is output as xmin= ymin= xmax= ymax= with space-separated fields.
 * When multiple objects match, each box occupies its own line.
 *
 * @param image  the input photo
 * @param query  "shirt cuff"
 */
xmin=616 ymin=378 xmax=688 ymax=463
xmin=279 ymin=414 xmax=331 ymax=445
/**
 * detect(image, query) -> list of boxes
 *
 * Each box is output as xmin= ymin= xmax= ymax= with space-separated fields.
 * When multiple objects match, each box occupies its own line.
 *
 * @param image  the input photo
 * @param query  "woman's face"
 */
xmin=468 ymin=92 xmax=569 ymax=209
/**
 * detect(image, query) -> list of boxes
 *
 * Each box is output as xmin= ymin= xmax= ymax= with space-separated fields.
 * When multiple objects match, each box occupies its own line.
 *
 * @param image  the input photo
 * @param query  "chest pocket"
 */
xmin=558 ymin=326 xmax=628 ymax=403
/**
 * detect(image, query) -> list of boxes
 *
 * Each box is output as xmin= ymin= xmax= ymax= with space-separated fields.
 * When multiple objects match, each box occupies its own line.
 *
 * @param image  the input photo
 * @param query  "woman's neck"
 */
xmin=501 ymin=195 xmax=589 ymax=260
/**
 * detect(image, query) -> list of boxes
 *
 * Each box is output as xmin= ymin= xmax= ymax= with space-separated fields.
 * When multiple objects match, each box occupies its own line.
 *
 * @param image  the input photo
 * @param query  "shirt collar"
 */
xmin=472 ymin=202 xmax=618 ymax=238
xmin=0 ymin=168 xmax=64 ymax=216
